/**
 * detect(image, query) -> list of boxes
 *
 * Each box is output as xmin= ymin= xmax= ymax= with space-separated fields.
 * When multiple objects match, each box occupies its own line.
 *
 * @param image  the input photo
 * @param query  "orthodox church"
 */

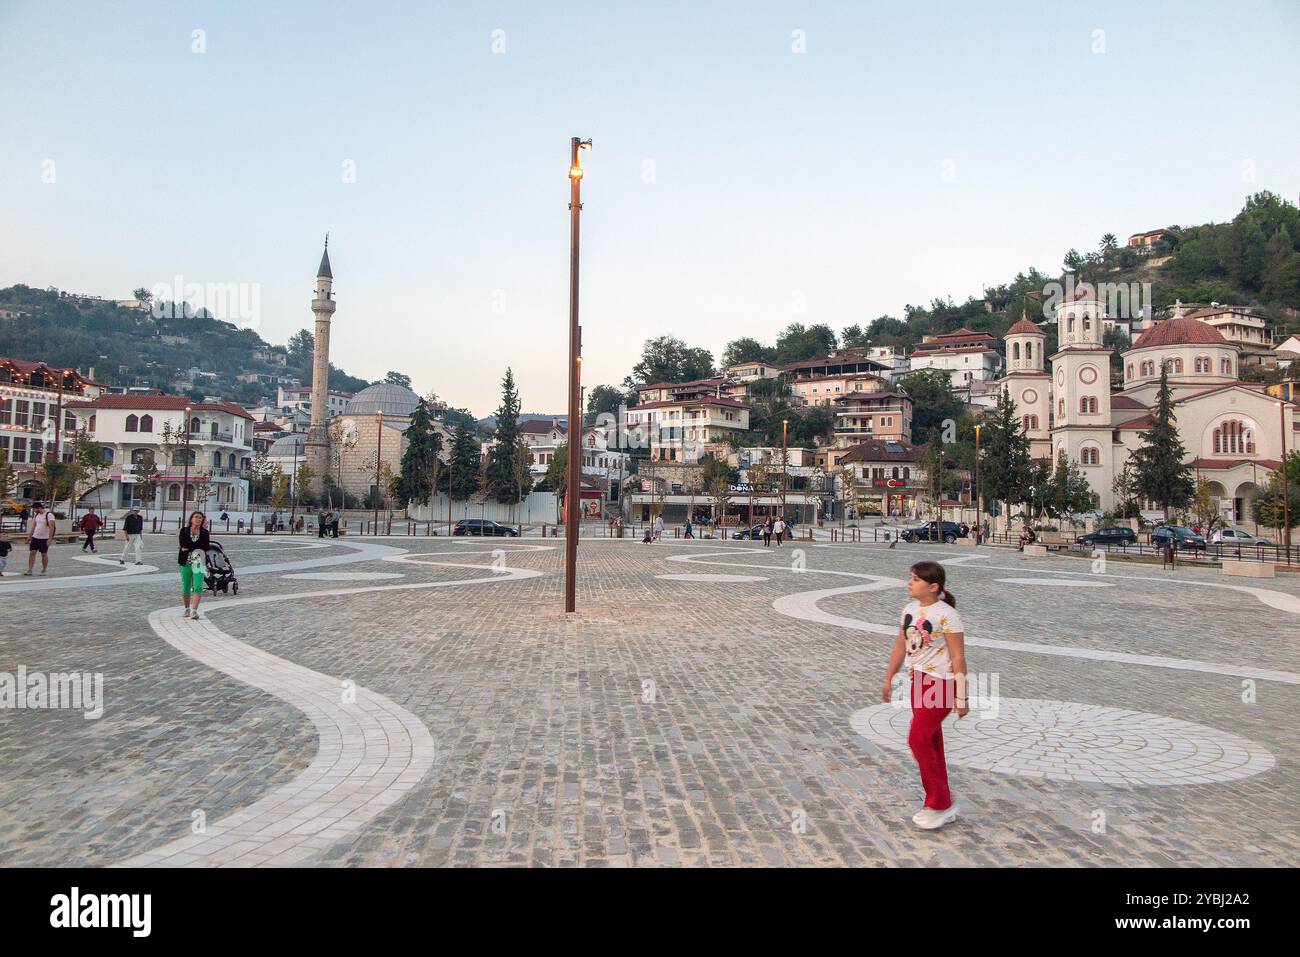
xmin=999 ymin=287 xmax=1294 ymax=523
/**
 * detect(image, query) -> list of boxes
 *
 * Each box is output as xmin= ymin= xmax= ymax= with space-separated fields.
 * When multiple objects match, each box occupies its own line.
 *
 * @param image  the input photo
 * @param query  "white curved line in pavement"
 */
xmin=666 ymin=547 xmax=1300 ymax=686
xmin=118 ymin=560 xmax=542 ymax=868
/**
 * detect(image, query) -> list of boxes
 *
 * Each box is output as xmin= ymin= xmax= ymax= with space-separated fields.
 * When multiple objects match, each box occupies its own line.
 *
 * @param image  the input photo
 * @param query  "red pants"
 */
xmin=908 ymin=671 xmax=954 ymax=810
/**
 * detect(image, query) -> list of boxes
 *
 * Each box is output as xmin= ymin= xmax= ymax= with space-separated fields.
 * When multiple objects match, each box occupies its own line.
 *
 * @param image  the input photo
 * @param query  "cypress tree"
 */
xmin=447 ymin=423 xmax=481 ymax=501
xmin=486 ymin=368 xmax=532 ymax=504
xmin=398 ymin=399 xmax=442 ymax=505
xmin=977 ymin=386 xmax=1033 ymax=512
xmin=1130 ymin=365 xmax=1194 ymax=519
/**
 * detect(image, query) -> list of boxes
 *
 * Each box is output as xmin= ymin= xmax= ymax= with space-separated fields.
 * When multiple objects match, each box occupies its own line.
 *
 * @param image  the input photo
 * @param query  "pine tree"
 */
xmin=486 ymin=368 xmax=531 ymax=504
xmin=398 ymin=399 xmax=443 ymax=505
xmin=976 ymin=387 xmax=1033 ymax=512
xmin=446 ymin=423 xmax=481 ymax=501
xmin=1130 ymin=365 xmax=1194 ymax=519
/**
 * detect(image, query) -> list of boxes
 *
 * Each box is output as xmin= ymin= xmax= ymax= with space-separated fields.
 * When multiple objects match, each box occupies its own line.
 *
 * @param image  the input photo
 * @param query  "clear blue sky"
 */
xmin=2 ymin=0 xmax=1298 ymax=416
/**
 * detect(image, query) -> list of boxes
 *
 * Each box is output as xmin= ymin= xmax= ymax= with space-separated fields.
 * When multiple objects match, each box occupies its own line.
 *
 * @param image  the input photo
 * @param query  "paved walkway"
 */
xmin=1 ymin=534 xmax=1296 ymax=866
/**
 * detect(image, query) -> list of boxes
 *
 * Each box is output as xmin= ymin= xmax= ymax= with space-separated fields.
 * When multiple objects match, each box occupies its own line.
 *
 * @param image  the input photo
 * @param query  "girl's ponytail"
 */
xmin=911 ymin=561 xmax=954 ymax=607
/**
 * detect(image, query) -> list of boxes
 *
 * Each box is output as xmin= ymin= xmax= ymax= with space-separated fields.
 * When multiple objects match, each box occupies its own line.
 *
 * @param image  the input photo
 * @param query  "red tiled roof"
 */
xmin=910 ymin=345 xmax=998 ymax=357
xmin=64 ymin=394 xmax=255 ymax=420
xmin=520 ymin=419 xmax=566 ymax=434
xmin=781 ymin=354 xmax=885 ymax=372
xmin=837 ymin=438 xmax=919 ymax=464
xmin=631 ymin=396 xmax=749 ymax=411
xmin=1131 ymin=316 xmax=1230 ymax=349
xmin=1110 ymin=396 xmax=1148 ymax=410
xmin=1006 ymin=319 xmax=1045 ymax=336
xmin=636 ymin=376 xmax=727 ymax=392
xmin=0 ymin=357 xmax=102 ymax=388
xmin=926 ymin=327 xmax=994 ymax=341
xmin=834 ymin=391 xmax=910 ymax=404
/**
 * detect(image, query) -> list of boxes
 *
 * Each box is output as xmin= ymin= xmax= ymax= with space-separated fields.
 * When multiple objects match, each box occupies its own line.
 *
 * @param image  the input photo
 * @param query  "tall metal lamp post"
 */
xmin=564 ymin=136 xmax=592 ymax=613
xmin=973 ymin=424 xmax=982 ymax=542
xmin=781 ymin=418 xmax=789 ymax=520
xmin=1281 ymin=401 xmax=1292 ymax=561
xmin=181 ymin=405 xmax=193 ymax=522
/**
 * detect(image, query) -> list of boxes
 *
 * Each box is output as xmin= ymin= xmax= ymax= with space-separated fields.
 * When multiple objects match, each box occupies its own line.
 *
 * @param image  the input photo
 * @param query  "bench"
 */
xmin=1022 ymin=544 xmax=1049 ymax=557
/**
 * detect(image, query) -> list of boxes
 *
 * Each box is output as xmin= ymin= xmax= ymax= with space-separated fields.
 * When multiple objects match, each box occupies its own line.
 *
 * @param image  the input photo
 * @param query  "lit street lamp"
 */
xmin=564 ymin=135 xmax=591 ymax=613
xmin=973 ymin=423 xmax=982 ymax=542
xmin=781 ymin=418 xmax=789 ymax=519
xmin=181 ymin=405 xmax=193 ymax=521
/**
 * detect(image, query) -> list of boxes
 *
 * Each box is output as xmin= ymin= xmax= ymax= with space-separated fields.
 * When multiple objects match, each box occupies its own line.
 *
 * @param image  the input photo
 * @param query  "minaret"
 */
xmin=305 ymin=235 xmax=335 ymax=491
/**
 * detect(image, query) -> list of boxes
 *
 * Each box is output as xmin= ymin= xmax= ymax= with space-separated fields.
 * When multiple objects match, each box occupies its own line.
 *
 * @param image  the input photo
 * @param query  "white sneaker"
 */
xmin=183 ymin=609 xmax=193 ymax=619
xmin=191 ymin=610 xmax=202 ymax=621
xmin=914 ymin=806 xmax=958 ymax=830
xmin=911 ymin=808 xmax=930 ymax=825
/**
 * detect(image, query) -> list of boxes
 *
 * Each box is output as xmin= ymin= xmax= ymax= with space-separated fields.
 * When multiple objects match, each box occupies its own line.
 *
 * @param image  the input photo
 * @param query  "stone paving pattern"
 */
xmin=1 ymin=532 xmax=1297 ymax=867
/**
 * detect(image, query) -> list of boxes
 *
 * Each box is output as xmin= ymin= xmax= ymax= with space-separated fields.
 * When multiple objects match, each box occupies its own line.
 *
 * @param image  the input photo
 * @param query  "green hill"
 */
xmin=0 ymin=284 xmax=374 ymax=404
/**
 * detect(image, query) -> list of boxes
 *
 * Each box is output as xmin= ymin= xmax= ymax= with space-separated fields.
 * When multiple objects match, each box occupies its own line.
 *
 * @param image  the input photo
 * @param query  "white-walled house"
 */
xmin=65 ymin=395 xmax=254 ymax=514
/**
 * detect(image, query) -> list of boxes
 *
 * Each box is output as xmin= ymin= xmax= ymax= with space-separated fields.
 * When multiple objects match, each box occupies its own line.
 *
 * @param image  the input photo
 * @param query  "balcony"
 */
xmin=190 ymin=430 xmax=234 ymax=444
xmin=835 ymin=426 xmax=876 ymax=435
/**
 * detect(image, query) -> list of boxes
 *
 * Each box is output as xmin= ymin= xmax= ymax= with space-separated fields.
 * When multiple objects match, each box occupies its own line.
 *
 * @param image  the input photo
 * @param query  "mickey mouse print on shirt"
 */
xmin=899 ymin=599 xmax=964 ymax=677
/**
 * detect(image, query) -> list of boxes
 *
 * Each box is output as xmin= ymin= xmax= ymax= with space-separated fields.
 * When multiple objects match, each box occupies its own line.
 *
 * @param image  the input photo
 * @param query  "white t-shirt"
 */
xmin=774 ymin=520 xmax=785 ymax=534
xmin=899 ymin=599 xmax=964 ymax=678
xmin=30 ymin=512 xmax=55 ymax=540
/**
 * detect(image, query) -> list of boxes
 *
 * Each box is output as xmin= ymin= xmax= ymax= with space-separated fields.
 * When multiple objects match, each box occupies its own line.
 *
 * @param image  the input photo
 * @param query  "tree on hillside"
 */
xmin=586 ymin=384 xmax=629 ymax=424
xmin=486 ymin=368 xmax=531 ymax=504
xmin=897 ymin=369 xmax=968 ymax=445
xmin=384 ymin=371 xmax=412 ymax=389
xmin=839 ymin=324 xmax=871 ymax=349
xmin=132 ymin=287 xmax=153 ymax=304
xmin=1129 ymin=366 xmax=1194 ymax=519
xmin=623 ymin=335 xmax=716 ymax=389
xmin=287 ymin=329 xmax=314 ymax=363
xmin=774 ymin=323 xmax=837 ymax=363
xmin=721 ymin=337 xmax=777 ymax=368
xmin=1099 ymin=233 xmax=1118 ymax=253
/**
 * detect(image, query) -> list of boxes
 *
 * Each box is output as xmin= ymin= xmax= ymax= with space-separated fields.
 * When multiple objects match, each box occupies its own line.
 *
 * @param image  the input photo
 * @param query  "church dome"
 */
xmin=1130 ymin=316 xmax=1230 ymax=350
xmin=344 ymin=382 xmax=420 ymax=418
xmin=1006 ymin=318 xmax=1045 ymax=336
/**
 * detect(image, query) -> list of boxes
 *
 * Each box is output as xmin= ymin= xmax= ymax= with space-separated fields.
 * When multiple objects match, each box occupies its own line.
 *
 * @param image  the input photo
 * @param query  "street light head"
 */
xmin=569 ymin=164 xmax=584 ymax=180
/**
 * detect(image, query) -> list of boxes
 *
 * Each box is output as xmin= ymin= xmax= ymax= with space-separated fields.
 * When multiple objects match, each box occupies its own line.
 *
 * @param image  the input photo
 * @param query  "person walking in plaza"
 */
xmin=79 ymin=507 xmax=103 ymax=553
xmin=762 ymin=516 xmax=773 ymax=546
xmin=773 ymin=516 xmax=786 ymax=546
xmin=178 ymin=510 xmax=210 ymax=619
xmin=0 ymin=533 xmax=11 ymax=576
xmin=24 ymin=503 xmax=56 ymax=575
xmin=881 ymin=560 xmax=968 ymax=830
xmin=653 ymin=513 xmax=664 ymax=541
xmin=684 ymin=518 xmax=693 ymax=539
xmin=119 ymin=507 xmax=145 ymax=565
xmin=317 ymin=508 xmax=327 ymax=538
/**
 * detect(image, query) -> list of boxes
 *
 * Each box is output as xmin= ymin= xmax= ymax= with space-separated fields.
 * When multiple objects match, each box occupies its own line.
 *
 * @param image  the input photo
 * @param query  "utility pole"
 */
xmin=564 ymin=136 xmax=591 ymax=613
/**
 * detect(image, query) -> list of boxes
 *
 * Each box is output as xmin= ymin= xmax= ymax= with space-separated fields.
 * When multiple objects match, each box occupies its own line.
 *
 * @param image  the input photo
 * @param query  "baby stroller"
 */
xmin=205 ymin=541 xmax=239 ymax=595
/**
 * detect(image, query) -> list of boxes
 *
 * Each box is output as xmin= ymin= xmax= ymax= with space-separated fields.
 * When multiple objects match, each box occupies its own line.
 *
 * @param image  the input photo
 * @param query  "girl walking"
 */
xmin=881 ymin=560 xmax=968 ymax=830
xmin=178 ymin=510 xmax=211 ymax=620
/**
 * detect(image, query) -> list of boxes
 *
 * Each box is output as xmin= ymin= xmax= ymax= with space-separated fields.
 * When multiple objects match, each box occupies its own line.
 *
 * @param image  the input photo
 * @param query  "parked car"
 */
xmin=453 ymin=519 xmax=519 ymax=537
xmin=1150 ymin=525 xmax=1206 ymax=551
xmin=900 ymin=521 xmax=966 ymax=544
xmin=732 ymin=523 xmax=767 ymax=540
xmin=1209 ymin=528 xmax=1274 ymax=546
xmin=1075 ymin=527 xmax=1138 ymax=547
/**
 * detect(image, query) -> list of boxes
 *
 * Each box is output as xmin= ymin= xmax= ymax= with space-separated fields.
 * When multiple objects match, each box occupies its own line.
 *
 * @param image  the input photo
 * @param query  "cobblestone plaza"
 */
xmin=1 ymin=532 xmax=1296 ymax=867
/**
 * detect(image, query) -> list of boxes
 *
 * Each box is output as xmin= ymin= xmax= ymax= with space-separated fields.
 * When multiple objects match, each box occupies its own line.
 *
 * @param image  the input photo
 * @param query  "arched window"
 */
xmin=1080 ymin=447 xmax=1100 ymax=466
xmin=213 ymin=451 xmax=222 ymax=467
xmin=1012 ymin=342 xmax=1021 ymax=361
xmin=189 ymin=417 xmax=200 ymax=434
xmin=88 ymin=414 xmax=96 ymax=431
xmin=1126 ymin=363 xmax=1133 ymax=379
xmin=1025 ymin=342 xmax=1033 ymax=361
xmin=1173 ymin=357 xmax=1183 ymax=373
xmin=125 ymin=414 xmax=138 ymax=432
xmin=1078 ymin=396 xmax=1098 ymax=414
xmin=1058 ymin=399 xmax=1065 ymax=419
xmin=891 ymin=467 xmax=899 ymax=479
xmin=1195 ymin=355 xmax=1210 ymax=373
xmin=903 ymin=468 xmax=910 ymax=481
xmin=1221 ymin=358 xmax=1232 ymax=375
xmin=1214 ymin=420 xmax=1256 ymax=455
xmin=1082 ymin=313 xmax=1091 ymax=333
xmin=167 ymin=483 xmax=181 ymax=502
xmin=131 ymin=448 xmax=154 ymax=466
xmin=139 ymin=414 xmax=153 ymax=433
xmin=100 ymin=446 xmax=114 ymax=464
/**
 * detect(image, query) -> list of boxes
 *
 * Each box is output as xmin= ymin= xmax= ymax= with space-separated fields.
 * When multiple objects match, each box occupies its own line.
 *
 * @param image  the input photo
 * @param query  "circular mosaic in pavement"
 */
xmin=995 ymin=577 xmax=1116 ymax=588
xmin=656 ymin=573 xmax=770 ymax=583
xmin=850 ymin=698 xmax=1275 ymax=786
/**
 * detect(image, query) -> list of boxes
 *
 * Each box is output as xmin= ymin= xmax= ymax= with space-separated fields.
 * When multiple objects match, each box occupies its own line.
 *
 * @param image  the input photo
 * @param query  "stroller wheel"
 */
xmin=232 ymin=582 xmax=239 ymax=595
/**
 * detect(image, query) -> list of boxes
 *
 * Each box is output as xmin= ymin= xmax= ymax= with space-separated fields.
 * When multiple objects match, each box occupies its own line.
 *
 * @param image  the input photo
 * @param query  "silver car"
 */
xmin=1210 ymin=528 xmax=1273 ymax=546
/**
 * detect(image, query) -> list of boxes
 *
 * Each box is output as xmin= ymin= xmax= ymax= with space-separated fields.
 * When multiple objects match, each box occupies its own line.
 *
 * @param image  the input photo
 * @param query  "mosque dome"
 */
xmin=344 ymin=382 xmax=420 ymax=418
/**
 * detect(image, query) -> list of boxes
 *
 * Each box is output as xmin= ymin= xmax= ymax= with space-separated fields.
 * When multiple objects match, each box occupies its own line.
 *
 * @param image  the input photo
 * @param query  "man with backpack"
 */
xmin=24 ymin=503 xmax=56 ymax=576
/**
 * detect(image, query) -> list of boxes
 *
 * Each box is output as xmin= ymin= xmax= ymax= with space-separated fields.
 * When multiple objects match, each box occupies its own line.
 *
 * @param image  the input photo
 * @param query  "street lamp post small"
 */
xmin=1281 ymin=401 xmax=1292 ymax=561
xmin=781 ymin=418 xmax=789 ymax=520
xmin=374 ymin=409 xmax=384 ymax=534
xmin=289 ymin=436 xmax=300 ymax=530
xmin=973 ymin=424 xmax=982 ymax=542
xmin=181 ymin=405 xmax=193 ymax=523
